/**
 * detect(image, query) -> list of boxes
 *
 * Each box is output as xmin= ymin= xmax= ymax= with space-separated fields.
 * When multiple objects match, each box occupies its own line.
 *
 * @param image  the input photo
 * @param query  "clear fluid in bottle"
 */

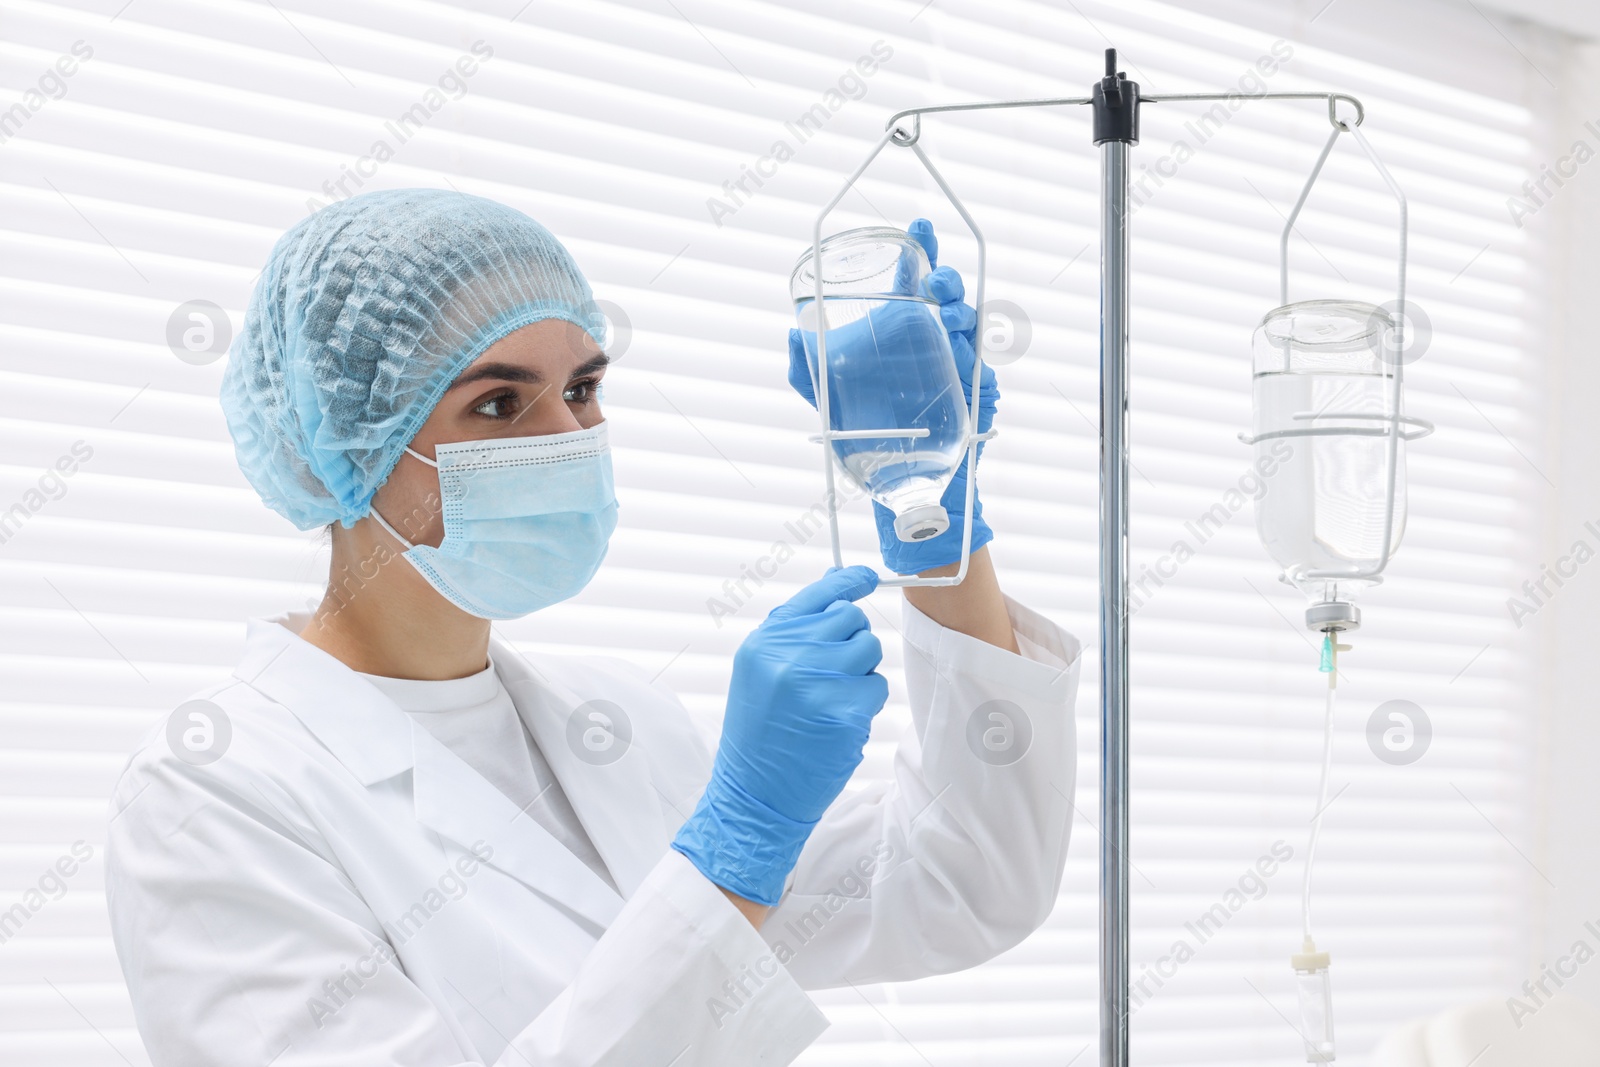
xmin=1253 ymin=368 xmax=1406 ymax=595
xmin=797 ymin=294 xmax=968 ymax=535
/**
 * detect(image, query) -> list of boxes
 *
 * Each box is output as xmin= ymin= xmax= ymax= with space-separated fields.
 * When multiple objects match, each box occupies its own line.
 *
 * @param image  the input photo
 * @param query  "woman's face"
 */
xmin=369 ymin=319 xmax=608 ymax=549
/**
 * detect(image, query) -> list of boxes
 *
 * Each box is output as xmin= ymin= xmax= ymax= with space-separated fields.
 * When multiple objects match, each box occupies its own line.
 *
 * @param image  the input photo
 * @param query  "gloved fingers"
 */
xmin=857 ymin=670 xmax=891 ymax=719
xmin=787 ymin=328 xmax=818 ymax=407
xmin=796 ymin=657 xmax=889 ymax=709
xmin=951 ymin=333 xmax=1000 ymax=406
xmin=908 ymin=217 xmax=938 ymax=269
xmin=806 ymin=669 xmax=889 ymax=729
xmin=830 ymin=626 xmax=885 ymax=676
xmin=766 ymin=565 xmax=879 ymax=623
xmin=865 ymin=297 xmax=928 ymax=335
xmin=951 ymin=332 xmax=979 ymax=386
xmin=778 ymin=620 xmax=881 ymax=676
xmin=923 ymin=264 xmax=965 ymax=305
xmin=777 ymin=597 xmax=872 ymax=646
xmin=939 ymin=299 xmax=977 ymax=338
xmin=951 ymin=331 xmax=976 ymax=381
xmin=892 ymin=242 xmax=922 ymax=295
xmin=980 ymin=359 xmax=998 ymax=397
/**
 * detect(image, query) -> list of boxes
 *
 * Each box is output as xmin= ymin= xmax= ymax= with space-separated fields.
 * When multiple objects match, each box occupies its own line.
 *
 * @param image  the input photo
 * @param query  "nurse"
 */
xmin=105 ymin=189 xmax=1081 ymax=1066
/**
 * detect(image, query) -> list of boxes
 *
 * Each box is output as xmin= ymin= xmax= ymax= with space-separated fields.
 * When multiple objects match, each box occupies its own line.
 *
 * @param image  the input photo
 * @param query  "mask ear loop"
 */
xmin=402 ymin=444 xmax=440 ymax=469
xmin=367 ymin=445 xmax=441 ymax=551
xmin=368 ymin=506 xmax=417 ymax=551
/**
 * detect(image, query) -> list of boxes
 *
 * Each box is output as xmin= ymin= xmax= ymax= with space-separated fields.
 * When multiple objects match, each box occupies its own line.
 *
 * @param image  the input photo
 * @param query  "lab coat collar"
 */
xmin=232 ymin=612 xmax=626 ymax=930
xmin=488 ymin=634 xmax=670 ymax=901
xmin=232 ymin=613 xmax=415 ymax=786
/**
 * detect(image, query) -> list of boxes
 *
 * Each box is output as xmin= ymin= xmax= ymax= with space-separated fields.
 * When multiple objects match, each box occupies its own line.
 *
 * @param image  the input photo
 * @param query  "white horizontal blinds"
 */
xmin=0 ymin=1 xmax=1546 ymax=1066
xmin=882 ymin=5 xmax=1544 ymax=1067
xmin=871 ymin=4 xmax=1543 ymax=1067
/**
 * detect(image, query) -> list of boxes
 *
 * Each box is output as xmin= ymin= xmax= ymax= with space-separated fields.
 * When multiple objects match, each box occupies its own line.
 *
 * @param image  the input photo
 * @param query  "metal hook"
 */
xmin=889 ymin=115 xmax=921 ymax=147
xmin=1328 ymin=93 xmax=1364 ymax=129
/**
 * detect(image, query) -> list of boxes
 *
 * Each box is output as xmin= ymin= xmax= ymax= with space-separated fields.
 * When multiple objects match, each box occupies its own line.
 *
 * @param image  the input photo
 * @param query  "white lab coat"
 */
xmin=105 ymin=595 xmax=1080 ymax=1066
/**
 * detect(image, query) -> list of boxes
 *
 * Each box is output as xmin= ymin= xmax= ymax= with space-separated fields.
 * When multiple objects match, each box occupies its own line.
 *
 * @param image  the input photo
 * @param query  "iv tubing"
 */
xmin=1302 ymin=639 xmax=1339 ymax=941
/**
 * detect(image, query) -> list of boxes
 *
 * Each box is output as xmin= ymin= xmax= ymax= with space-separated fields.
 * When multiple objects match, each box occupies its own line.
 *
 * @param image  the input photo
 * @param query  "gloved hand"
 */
xmin=672 ymin=566 xmax=889 ymax=906
xmin=787 ymin=218 xmax=998 ymax=575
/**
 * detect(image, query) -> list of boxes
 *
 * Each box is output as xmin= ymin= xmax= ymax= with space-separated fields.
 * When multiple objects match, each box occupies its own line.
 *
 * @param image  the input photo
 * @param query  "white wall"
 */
xmin=1478 ymin=0 xmax=1600 ymax=42
xmin=1535 ymin=34 xmax=1600 ymax=1011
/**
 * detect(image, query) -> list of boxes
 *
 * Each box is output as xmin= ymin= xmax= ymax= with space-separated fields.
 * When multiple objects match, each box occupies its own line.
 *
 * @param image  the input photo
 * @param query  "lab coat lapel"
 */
xmin=408 ymin=725 xmax=623 ymax=930
xmin=237 ymin=613 xmax=623 ymax=932
xmin=491 ymin=639 xmax=671 ymax=900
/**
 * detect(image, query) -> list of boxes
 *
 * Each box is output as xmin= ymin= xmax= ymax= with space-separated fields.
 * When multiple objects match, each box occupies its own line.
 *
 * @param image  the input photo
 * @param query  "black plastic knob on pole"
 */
xmin=1092 ymin=48 xmax=1141 ymax=146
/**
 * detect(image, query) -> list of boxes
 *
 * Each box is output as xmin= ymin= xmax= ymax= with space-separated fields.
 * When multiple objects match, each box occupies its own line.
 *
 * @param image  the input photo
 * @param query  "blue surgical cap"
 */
xmin=221 ymin=188 xmax=607 ymax=531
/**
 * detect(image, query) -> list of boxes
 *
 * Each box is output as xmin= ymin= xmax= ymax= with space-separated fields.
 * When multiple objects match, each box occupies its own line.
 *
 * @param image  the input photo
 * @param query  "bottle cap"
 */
xmin=1306 ymin=600 xmax=1360 ymax=633
xmin=894 ymin=504 xmax=949 ymax=543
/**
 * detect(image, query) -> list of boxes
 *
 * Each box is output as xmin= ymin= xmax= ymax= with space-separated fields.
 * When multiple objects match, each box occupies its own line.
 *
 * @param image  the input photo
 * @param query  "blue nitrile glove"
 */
xmin=672 ymin=566 xmax=889 ymax=906
xmin=787 ymin=218 xmax=998 ymax=575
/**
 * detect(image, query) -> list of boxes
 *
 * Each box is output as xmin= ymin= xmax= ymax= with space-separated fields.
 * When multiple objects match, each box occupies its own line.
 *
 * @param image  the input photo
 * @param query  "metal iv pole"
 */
xmin=1092 ymin=48 xmax=1136 ymax=1067
xmin=811 ymin=46 xmax=1375 ymax=1067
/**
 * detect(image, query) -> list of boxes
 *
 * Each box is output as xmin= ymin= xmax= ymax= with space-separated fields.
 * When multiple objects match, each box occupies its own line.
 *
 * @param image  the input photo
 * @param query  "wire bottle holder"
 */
xmin=1236 ymin=113 xmax=1435 ymax=616
xmin=803 ymin=126 xmax=997 ymax=588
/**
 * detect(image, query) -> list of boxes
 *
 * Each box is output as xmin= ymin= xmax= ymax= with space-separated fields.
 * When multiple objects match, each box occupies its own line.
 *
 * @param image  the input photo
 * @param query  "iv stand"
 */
xmin=818 ymin=47 xmax=1379 ymax=1067
xmin=1095 ymin=55 xmax=1136 ymax=1067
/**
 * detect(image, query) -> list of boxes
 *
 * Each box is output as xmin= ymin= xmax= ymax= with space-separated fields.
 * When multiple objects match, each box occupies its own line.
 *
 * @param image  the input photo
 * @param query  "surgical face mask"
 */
xmin=369 ymin=423 xmax=618 ymax=620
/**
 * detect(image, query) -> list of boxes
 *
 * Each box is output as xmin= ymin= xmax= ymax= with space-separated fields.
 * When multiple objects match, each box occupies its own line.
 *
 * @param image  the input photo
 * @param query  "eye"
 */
xmin=563 ymin=377 xmax=603 ymax=406
xmin=472 ymin=389 xmax=520 ymax=419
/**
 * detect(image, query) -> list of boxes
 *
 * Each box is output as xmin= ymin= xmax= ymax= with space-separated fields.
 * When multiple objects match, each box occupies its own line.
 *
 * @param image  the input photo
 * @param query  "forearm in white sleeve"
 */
xmin=505 ymin=851 xmax=827 ymax=1065
xmin=763 ymin=594 xmax=1081 ymax=988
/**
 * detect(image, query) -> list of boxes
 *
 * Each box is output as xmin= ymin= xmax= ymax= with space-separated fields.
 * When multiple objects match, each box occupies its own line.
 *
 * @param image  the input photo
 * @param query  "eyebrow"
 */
xmin=447 ymin=353 xmax=610 ymax=392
